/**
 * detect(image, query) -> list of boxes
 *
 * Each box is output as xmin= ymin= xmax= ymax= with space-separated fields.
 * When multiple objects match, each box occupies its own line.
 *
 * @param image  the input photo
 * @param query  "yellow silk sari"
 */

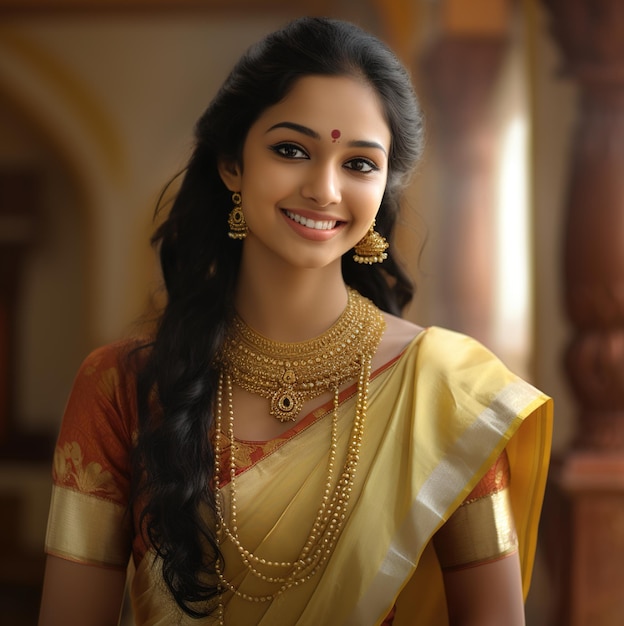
xmin=126 ymin=327 xmax=552 ymax=625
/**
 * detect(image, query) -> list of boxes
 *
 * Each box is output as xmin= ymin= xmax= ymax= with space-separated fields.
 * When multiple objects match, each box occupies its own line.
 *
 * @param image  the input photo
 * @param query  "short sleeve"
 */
xmin=434 ymin=451 xmax=518 ymax=570
xmin=45 ymin=341 xmax=139 ymax=569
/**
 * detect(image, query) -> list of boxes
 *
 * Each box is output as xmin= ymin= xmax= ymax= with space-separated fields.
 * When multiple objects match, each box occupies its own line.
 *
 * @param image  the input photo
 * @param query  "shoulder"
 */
xmin=411 ymin=328 xmax=540 ymax=416
xmin=69 ymin=337 xmax=151 ymax=409
xmin=382 ymin=313 xmax=424 ymax=342
xmin=373 ymin=313 xmax=424 ymax=370
xmin=75 ymin=337 xmax=150 ymax=384
xmin=78 ymin=336 xmax=148 ymax=372
xmin=416 ymin=326 xmax=499 ymax=367
xmin=54 ymin=339 xmax=150 ymax=494
xmin=375 ymin=317 xmax=518 ymax=395
xmin=392 ymin=324 xmax=517 ymax=393
xmin=375 ymin=317 xmax=494 ymax=368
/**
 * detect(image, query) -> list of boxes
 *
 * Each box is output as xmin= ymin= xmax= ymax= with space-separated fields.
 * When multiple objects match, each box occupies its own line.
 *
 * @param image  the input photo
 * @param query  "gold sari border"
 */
xmin=45 ymin=484 xmax=131 ymax=568
xmin=344 ymin=377 xmax=547 ymax=626
xmin=45 ymin=546 xmax=128 ymax=571
xmin=434 ymin=487 xmax=518 ymax=571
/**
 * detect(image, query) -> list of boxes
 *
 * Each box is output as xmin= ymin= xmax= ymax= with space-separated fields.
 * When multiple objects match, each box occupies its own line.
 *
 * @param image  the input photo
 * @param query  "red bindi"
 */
xmin=331 ymin=129 xmax=341 ymax=142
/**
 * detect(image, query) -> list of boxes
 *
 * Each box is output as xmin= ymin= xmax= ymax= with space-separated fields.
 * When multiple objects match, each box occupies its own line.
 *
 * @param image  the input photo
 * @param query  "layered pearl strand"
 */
xmin=213 ymin=351 xmax=375 ymax=624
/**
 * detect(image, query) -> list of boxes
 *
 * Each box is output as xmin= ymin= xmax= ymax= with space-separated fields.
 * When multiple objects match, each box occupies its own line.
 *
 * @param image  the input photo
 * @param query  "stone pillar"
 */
xmin=542 ymin=1 xmax=624 ymax=623
xmin=422 ymin=27 xmax=508 ymax=344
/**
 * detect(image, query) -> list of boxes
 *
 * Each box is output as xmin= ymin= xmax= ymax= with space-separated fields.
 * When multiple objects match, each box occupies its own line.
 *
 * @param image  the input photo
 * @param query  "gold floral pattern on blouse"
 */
xmin=53 ymin=441 xmax=121 ymax=500
xmin=216 ymin=432 xmax=287 ymax=486
xmin=96 ymin=366 xmax=120 ymax=398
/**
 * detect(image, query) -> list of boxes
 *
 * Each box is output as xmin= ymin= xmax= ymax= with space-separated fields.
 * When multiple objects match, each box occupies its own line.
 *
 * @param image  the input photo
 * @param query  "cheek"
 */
xmin=242 ymin=161 xmax=295 ymax=200
xmin=353 ymin=183 xmax=386 ymax=218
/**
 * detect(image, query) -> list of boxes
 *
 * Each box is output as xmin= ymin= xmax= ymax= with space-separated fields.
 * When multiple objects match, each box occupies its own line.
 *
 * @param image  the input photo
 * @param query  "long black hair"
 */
xmin=132 ymin=16 xmax=424 ymax=617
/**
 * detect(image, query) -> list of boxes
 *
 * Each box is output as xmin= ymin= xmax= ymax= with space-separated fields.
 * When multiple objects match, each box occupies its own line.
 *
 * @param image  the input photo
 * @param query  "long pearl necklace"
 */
xmin=213 ymin=307 xmax=379 ymax=623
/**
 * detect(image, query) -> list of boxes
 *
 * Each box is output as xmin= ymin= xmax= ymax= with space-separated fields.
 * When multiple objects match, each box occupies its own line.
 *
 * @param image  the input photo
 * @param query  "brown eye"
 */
xmin=345 ymin=158 xmax=378 ymax=173
xmin=271 ymin=143 xmax=308 ymax=159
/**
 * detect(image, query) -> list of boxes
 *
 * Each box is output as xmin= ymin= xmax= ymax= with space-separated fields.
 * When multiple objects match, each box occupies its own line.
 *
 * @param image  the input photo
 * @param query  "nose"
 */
xmin=301 ymin=162 xmax=342 ymax=207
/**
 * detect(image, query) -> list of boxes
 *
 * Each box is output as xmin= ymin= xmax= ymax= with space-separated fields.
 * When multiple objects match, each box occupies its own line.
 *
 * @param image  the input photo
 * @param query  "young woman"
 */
xmin=39 ymin=16 xmax=552 ymax=626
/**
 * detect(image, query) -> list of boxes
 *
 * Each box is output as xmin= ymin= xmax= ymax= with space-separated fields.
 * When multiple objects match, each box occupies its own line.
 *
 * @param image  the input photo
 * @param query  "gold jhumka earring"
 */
xmin=353 ymin=220 xmax=388 ymax=264
xmin=227 ymin=192 xmax=248 ymax=239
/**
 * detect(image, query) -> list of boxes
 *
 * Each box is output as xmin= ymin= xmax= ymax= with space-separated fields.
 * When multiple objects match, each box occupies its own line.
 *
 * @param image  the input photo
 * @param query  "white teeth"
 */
xmin=285 ymin=210 xmax=337 ymax=231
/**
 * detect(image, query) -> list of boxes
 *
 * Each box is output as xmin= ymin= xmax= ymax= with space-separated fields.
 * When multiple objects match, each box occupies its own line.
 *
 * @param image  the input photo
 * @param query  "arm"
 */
xmin=435 ymin=451 xmax=525 ymax=625
xmin=443 ymin=551 xmax=525 ymax=626
xmin=40 ymin=345 xmax=138 ymax=626
xmin=38 ymin=555 xmax=127 ymax=626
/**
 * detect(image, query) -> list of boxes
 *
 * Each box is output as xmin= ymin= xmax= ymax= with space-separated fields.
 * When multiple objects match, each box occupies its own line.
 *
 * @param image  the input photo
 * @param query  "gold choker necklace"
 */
xmin=218 ymin=288 xmax=386 ymax=422
xmin=213 ymin=289 xmax=383 ymax=619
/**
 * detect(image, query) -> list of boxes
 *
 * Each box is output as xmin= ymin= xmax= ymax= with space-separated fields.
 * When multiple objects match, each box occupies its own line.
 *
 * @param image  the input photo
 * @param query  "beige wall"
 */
xmin=1 ymin=14 xmax=288 ymax=433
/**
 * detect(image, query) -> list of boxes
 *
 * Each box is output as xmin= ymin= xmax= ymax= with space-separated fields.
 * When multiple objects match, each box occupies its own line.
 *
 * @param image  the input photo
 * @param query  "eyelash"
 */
xmin=270 ymin=143 xmax=308 ymax=159
xmin=345 ymin=158 xmax=379 ymax=174
xmin=270 ymin=143 xmax=380 ymax=174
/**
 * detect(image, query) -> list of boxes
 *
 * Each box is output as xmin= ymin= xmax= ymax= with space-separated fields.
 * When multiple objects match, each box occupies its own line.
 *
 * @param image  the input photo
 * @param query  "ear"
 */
xmin=218 ymin=158 xmax=242 ymax=192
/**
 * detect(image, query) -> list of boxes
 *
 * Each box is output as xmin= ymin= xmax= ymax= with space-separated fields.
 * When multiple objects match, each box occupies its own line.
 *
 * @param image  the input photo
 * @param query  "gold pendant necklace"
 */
xmin=218 ymin=288 xmax=385 ymax=421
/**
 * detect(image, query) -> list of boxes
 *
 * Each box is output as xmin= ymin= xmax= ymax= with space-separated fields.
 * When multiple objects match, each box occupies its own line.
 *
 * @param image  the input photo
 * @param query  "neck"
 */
xmin=234 ymin=253 xmax=349 ymax=343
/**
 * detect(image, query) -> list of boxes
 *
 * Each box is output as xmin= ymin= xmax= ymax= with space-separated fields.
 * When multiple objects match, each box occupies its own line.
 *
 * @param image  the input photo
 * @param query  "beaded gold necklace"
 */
xmin=218 ymin=288 xmax=386 ymax=422
xmin=212 ymin=289 xmax=385 ymax=622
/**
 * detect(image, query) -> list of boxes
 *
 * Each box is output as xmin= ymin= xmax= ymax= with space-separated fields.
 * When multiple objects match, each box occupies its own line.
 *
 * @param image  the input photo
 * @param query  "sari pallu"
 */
xmin=131 ymin=327 xmax=552 ymax=625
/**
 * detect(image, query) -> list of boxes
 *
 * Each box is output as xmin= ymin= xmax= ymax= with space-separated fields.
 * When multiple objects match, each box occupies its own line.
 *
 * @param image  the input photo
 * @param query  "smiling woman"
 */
xmin=217 ymin=75 xmax=390 ymax=276
xmin=38 ymin=16 xmax=552 ymax=626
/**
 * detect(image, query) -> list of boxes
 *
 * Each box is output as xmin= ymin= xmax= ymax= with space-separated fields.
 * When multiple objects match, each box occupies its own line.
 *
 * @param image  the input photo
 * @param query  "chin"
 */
xmin=294 ymin=249 xmax=350 ymax=270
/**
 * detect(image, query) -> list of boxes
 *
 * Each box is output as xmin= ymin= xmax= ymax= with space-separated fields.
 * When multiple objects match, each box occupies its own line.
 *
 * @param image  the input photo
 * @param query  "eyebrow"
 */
xmin=266 ymin=121 xmax=388 ymax=156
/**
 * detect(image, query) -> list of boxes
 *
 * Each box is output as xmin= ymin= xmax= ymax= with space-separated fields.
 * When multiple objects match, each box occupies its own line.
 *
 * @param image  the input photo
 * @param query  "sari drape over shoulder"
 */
xmin=45 ymin=326 xmax=552 ymax=626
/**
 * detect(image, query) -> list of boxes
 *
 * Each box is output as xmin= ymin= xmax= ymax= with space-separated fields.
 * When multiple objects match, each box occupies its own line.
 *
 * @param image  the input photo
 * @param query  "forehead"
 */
xmin=251 ymin=75 xmax=391 ymax=146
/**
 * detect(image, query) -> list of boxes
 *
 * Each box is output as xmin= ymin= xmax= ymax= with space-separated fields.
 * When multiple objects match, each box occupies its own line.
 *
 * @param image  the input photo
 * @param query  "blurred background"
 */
xmin=1 ymin=0 xmax=622 ymax=624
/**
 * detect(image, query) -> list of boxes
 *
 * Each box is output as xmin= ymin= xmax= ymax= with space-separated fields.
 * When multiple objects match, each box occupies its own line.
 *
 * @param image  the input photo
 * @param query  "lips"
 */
xmin=284 ymin=210 xmax=339 ymax=231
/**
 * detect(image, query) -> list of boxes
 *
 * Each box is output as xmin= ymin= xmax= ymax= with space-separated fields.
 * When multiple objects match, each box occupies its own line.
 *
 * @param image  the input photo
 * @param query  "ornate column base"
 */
xmin=559 ymin=453 xmax=624 ymax=625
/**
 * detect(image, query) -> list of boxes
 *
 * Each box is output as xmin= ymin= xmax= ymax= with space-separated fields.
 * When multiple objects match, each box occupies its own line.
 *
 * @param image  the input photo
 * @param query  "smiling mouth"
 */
xmin=284 ymin=210 xmax=340 ymax=231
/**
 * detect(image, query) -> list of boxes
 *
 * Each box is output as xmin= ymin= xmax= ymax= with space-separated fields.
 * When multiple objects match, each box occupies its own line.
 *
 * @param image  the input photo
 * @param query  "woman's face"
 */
xmin=219 ymin=75 xmax=391 ymax=272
